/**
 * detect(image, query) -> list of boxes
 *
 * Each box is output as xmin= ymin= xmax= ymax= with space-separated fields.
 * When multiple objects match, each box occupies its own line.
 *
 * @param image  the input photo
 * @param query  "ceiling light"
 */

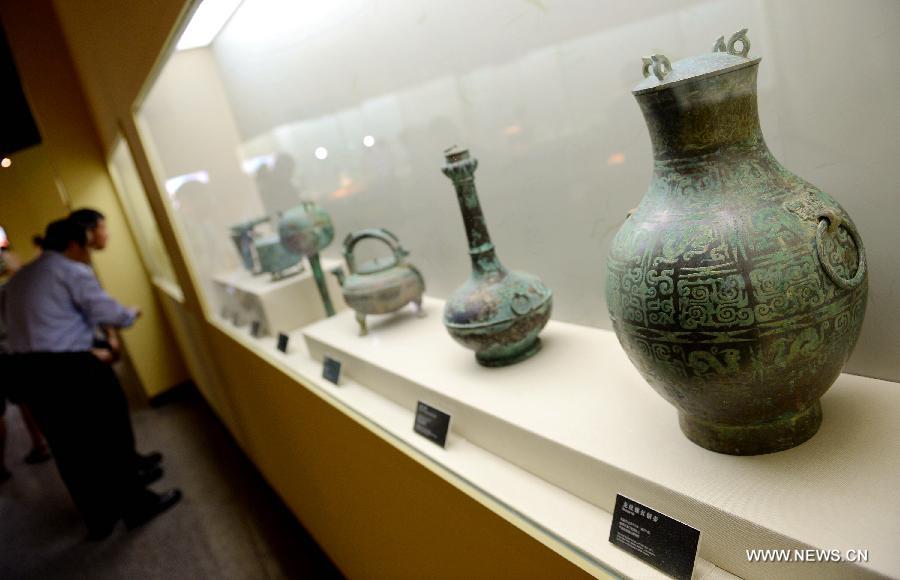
xmin=177 ymin=0 xmax=244 ymax=51
xmin=0 ymin=158 xmax=11 ymax=168
xmin=315 ymin=147 xmax=328 ymax=160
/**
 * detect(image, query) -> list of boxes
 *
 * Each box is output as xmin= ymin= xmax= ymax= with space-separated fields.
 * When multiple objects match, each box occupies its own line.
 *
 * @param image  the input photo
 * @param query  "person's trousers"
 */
xmin=7 ymin=352 xmax=143 ymax=529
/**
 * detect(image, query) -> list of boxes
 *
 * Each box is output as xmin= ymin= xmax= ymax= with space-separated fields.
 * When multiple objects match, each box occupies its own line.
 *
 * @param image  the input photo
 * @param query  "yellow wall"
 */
xmin=32 ymin=0 xmax=598 ymax=576
xmin=0 ymin=146 xmax=67 ymax=262
xmin=155 ymin=287 xmax=243 ymax=441
xmin=0 ymin=0 xmax=188 ymax=397
xmin=50 ymin=0 xmax=206 ymax=317
xmin=207 ymin=323 xmax=595 ymax=579
xmin=51 ymin=0 xmax=188 ymax=154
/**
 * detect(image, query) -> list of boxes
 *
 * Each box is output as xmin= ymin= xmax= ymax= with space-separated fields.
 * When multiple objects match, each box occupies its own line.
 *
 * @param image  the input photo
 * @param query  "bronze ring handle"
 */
xmin=714 ymin=29 xmax=751 ymax=57
xmin=815 ymin=210 xmax=866 ymax=290
xmin=342 ymin=228 xmax=407 ymax=274
xmin=642 ymin=54 xmax=671 ymax=82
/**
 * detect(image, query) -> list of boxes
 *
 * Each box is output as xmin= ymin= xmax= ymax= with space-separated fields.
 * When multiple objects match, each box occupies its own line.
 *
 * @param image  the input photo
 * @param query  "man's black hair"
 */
xmin=68 ymin=208 xmax=106 ymax=230
xmin=41 ymin=218 xmax=87 ymax=252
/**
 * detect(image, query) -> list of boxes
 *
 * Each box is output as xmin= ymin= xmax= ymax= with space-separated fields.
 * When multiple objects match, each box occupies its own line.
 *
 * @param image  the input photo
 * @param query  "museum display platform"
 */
xmin=208 ymin=296 xmax=898 ymax=579
xmin=212 ymin=258 xmax=344 ymax=334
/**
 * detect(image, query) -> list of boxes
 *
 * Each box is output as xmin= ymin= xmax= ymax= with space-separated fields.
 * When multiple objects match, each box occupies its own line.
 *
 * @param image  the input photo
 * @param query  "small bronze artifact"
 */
xmin=278 ymin=201 xmax=337 ymax=316
xmin=254 ymin=235 xmax=304 ymax=281
xmin=441 ymin=147 xmax=552 ymax=367
xmin=606 ymin=29 xmax=868 ymax=455
xmin=229 ymin=216 xmax=269 ymax=273
xmin=331 ymin=228 xmax=425 ymax=335
xmin=229 ymin=217 xmax=303 ymax=280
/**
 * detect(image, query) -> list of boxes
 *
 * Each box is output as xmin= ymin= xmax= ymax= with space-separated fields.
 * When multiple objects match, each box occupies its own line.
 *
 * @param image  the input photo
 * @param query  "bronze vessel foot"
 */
xmin=475 ymin=336 xmax=542 ymax=368
xmin=678 ymin=401 xmax=823 ymax=456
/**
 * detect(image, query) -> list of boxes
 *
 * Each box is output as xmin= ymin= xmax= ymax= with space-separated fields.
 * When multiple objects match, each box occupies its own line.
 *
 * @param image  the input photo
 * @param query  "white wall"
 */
xmin=145 ymin=0 xmax=900 ymax=381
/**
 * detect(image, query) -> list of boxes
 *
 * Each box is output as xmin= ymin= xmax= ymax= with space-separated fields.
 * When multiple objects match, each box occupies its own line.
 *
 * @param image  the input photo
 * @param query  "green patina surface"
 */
xmin=254 ymin=235 xmax=303 ymax=281
xmin=332 ymin=228 xmax=426 ymax=336
xmin=442 ymin=147 xmax=552 ymax=367
xmin=279 ymin=201 xmax=337 ymax=317
xmin=228 ymin=217 xmax=303 ymax=280
xmin=606 ymin=32 xmax=868 ymax=455
xmin=229 ymin=216 xmax=270 ymax=272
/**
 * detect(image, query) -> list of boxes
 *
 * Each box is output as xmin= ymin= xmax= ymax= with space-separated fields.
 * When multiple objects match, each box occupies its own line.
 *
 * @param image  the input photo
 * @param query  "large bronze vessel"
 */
xmin=442 ymin=147 xmax=552 ymax=367
xmin=331 ymin=228 xmax=425 ymax=335
xmin=606 ymin=30 xmax=868 ymax=455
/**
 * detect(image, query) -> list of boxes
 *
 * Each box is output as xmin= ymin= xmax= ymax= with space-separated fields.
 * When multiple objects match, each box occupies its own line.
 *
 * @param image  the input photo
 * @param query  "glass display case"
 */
xmin=135 ymin=1 xmax=900 ymax=577
xmin=136 ymin=0 xmax=896 ymax=366
xmin=108 ymin=138 xmax=181 ymax=296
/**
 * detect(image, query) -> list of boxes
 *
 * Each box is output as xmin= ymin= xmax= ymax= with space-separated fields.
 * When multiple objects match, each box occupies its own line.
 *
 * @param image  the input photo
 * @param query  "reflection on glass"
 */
xmin=141 ymin=0 xmax=899 ymax=361
xmin=503 ymin=125 xmax=523 ymax=136
xmin=329 ymin=174 xmax=361 ymax=200
xmin=165 ymin=170 xmax=210 ymax=197
xmin=255 ymin=153 xmax=301 ymax=215
xmin=241 ymin=153 xmax=275 ymax=175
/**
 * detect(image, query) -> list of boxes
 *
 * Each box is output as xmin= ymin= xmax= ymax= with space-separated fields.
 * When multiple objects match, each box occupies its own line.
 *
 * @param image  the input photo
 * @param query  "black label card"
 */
xmin=609 ymin=494 xmax=700 ymax=580
xmin=413 ymin=402 xmax=451 ymax=448
xmin=276 ymin=333 xmax=289 ymax=353
xmin=322 ymin=356 xmax=342 ymax=385
xmin=250 ymin=320 xmax=262 ymax=337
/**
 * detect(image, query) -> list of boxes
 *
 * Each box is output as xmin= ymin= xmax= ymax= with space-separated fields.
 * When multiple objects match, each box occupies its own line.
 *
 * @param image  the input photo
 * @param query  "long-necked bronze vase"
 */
xmin=442 ymin=147 xmax=552 ymax=367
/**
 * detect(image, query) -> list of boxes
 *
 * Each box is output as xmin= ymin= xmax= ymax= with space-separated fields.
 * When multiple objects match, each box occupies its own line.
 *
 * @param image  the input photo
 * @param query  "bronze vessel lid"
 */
xmin=632 ymin=28 xmax=760 ymax=96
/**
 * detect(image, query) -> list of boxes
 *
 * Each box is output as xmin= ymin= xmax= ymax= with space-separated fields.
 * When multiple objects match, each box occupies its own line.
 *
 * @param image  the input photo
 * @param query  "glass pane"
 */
xmin=135 ymin=0 xmax=896 ymax=376
xmin=109 ymin=138 xmax=181 ymax=294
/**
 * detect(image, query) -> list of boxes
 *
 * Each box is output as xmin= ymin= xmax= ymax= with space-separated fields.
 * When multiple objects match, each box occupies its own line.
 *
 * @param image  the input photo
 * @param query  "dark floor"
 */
xmin=0 ymin=385 xmax=344 ymax=580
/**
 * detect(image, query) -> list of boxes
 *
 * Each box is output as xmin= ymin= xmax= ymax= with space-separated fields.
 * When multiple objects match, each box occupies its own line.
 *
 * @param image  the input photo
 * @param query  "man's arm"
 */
xmin=69 ymin=266 xmax=138 ymax=329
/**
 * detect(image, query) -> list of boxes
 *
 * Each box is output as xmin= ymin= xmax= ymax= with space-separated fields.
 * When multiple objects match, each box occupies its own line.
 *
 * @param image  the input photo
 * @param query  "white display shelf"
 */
xmin=211 ymin=311 xmax=735 ymax=580
xmin=211 ymin=258 xmax=344 ymax=334
xmin=295 ymin=297 xmax=900 ymax=580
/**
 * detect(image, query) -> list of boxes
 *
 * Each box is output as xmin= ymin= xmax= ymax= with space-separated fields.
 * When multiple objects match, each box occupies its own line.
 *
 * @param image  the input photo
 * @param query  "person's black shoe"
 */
xmin=123 ymin=489 xmax=182 ymax=530
xmin=23 ymin=446 xmax=52 ymax=464
xmin=134 ymin=451 xmax=163 ymax=471
xmin=136 ymin=465 xmax=164 ymax=486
